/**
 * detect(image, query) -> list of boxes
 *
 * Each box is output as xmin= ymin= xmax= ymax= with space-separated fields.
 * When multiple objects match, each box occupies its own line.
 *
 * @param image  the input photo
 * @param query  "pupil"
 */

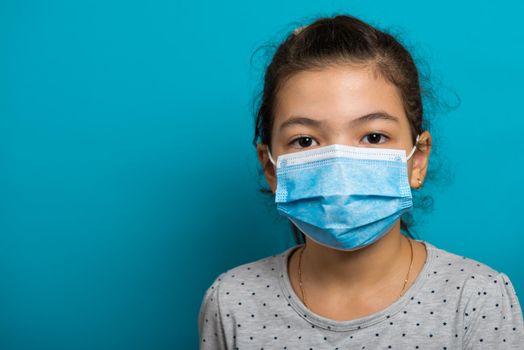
xmin=369 ymin=134 xmax=380 ymax=143
xmin=298 ymin=137 xmax=312 ymax=147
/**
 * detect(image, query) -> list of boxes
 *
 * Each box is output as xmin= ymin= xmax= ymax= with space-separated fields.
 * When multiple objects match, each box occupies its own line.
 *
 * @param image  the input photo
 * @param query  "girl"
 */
xmin=198 ymin=14 xmax=524 ymax=349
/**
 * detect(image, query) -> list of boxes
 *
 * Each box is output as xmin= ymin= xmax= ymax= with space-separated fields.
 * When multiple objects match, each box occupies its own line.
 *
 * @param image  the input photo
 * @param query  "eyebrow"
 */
xmin=278 ymin=112 xmax=400 ymax=131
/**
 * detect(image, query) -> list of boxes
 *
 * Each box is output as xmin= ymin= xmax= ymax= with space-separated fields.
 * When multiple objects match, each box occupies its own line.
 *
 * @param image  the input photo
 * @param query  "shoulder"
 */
xmin=424 ymin=242 xmax=523 ymax=326
xmin=198 ymin=249 xmax=290 ymax=342
xmin=214 ymin=250 xmax=284 ymax=287
xmin=425 ymin=242 xmax=524 ymax=347
xmin=425 ymin=241 xmax=504 ymax=288
xmin=415 ymin=241 xmax=523 ymax=313
xmin=199 ymin=248 xmax=291 ymax=307
xmin=425 ymin=242 xmax=522 ymax=302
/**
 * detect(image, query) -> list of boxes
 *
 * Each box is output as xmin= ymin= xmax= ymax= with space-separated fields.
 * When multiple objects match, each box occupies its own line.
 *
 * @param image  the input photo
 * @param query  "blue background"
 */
xmin=1 ymin=1 xmax=523 ymax=348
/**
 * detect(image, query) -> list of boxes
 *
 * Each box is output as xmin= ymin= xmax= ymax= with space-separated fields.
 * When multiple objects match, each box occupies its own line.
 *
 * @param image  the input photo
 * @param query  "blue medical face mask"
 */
xmin=266 ymin=135 xmax=420 ymax=251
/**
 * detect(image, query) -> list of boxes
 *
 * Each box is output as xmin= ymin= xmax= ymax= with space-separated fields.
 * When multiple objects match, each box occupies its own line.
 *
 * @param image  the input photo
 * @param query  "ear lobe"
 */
xmin=410 ymin=131 xmax=432 ymax=188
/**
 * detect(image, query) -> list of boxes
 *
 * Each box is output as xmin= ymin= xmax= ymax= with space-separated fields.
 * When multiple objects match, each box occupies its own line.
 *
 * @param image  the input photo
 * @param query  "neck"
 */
xmin=300 ymin=221 xmax=410 ymax=290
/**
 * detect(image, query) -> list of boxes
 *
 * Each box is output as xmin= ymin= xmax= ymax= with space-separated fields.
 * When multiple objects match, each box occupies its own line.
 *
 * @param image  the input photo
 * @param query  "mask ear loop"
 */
xmin=266 ymin=146 xmax=276 ymax=166
xmin=406 ymin=134 xmax=420 ymax=161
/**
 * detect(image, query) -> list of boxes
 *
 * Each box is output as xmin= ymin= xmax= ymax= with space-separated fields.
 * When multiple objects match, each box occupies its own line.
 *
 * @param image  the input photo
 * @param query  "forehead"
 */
xmin=273 ymin=64 xmax=408 ymax=129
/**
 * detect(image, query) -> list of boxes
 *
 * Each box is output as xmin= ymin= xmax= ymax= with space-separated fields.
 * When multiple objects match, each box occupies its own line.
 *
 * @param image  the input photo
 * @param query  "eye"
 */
xmin=362 ymin=133 xmax=389 ymax=145
xmin=289 ymin=136 xmax=319 ymax=149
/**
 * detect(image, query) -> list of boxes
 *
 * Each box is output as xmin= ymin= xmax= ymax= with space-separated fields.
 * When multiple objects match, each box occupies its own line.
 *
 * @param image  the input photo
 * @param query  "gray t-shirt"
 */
xmin=198 ymin=240 xmax=524 ymax=349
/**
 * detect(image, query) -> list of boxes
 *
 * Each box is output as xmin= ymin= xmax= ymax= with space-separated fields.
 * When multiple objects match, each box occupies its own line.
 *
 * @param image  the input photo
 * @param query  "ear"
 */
xmin=409 ymin=131 xmax=432 ymax=189
xmin=256 ymin=143 xmax=277 ymax=194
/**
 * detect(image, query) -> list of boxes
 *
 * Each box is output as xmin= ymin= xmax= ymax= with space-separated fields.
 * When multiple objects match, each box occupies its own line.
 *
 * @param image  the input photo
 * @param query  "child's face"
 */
xmin=257 ymin=63 xmax=431 ymax=193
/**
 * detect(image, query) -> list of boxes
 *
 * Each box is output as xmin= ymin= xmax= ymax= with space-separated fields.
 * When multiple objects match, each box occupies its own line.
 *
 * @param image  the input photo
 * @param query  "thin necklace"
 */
xmin=297 ymin=236 xmax=414 ymax=308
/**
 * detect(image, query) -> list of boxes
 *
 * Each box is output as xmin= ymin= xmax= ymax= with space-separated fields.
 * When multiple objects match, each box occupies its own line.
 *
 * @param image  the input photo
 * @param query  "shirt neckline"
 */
xmin=277 ymin=239 xmax=436 ymax=331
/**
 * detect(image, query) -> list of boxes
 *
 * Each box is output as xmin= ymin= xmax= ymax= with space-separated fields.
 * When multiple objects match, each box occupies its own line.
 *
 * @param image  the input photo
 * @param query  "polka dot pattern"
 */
xmin=198 ymin=240 xmax=524 ymax=349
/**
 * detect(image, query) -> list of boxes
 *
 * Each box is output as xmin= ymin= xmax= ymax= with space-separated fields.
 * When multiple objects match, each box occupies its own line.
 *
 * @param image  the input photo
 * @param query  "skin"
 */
xmin=256 ymin=63 xmax=433 ymax=321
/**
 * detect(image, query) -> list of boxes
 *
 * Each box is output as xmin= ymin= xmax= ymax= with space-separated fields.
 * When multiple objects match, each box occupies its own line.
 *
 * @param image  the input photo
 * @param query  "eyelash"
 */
xmin=289 ymin=133 xmax=390 ymax=148
xmin=362 ymin=133 xmax=390 ymax=144
xmin=289 ymin=135 xmax=318 ymax=148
